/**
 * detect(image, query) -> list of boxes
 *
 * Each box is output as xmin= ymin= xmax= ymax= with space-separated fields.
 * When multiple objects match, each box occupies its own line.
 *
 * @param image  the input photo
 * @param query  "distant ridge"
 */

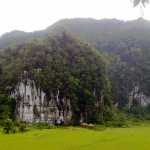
xmin=1 ymin=18 xmax=150 ymax=53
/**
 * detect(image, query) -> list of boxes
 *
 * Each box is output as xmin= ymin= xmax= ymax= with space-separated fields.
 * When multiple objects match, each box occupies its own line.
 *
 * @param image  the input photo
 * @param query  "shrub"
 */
xmin=32 ymin=123 xmax=55 ymax=129
xmin=105 ymin=111 xmax=128 ymax=128
xmin=16 ymin=122 xmax=28 ymax=133
xmin=3 ymin=119 xmax=16 ymax=134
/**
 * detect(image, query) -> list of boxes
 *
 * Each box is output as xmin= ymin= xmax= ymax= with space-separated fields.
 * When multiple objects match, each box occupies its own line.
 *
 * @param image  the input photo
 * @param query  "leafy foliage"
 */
xmin=0 ymin=95 xmax=15 ymax=123
xmin=3 ymin=119 xmax=15 ymax=134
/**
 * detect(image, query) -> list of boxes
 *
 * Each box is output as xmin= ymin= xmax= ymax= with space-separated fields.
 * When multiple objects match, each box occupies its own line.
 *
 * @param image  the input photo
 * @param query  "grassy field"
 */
xmin=1 ymin=124 xmax=150 ymax=150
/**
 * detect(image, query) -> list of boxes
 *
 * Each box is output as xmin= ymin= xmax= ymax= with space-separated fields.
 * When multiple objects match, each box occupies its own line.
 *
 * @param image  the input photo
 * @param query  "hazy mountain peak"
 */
xmin=1 ymin=18 xmax=150 ymax=49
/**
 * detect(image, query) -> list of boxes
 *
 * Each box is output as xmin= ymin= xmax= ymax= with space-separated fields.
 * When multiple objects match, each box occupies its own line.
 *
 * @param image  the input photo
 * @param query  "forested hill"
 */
xmin=1 ymin=18 xmax=150 ymax=53
xmin=0 ymin=30 xmax=48 ymax=49
xmin=1 ymin=18 xmax=150 ymax=124
xmin=48 ymin=18 xmax=150 ymax=53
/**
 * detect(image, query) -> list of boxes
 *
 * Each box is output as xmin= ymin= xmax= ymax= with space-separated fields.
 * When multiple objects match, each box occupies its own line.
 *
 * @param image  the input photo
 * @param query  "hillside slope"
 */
xmin=1 ymin=18 xmax=150 ymax=53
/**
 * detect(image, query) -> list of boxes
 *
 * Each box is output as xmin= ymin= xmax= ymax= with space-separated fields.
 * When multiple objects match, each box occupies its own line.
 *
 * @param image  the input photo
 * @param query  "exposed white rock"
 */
xmin=128 ymin=86 xmax=150 ymax=109
xmin=12 ymin=72 xmax=72 ymax=124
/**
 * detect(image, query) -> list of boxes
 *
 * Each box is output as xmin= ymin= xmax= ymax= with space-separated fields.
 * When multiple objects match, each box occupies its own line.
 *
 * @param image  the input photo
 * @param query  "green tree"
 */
xmin=0 ymin=95 xmax=15 ymax=121
xmin=3 ymin=119 xmax=15 ymax=134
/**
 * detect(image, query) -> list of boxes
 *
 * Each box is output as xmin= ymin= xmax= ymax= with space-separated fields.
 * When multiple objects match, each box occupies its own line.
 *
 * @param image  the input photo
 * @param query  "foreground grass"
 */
xmin=1 ymin=124 xmax=150 ymax=150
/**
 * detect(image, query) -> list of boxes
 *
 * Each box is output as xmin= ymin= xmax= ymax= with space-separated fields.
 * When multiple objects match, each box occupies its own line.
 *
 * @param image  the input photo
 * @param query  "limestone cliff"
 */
xmin=128 ymin=86 xmax=150 ymax=109
xmin=12 ymin=71 xmax=72 ymax=124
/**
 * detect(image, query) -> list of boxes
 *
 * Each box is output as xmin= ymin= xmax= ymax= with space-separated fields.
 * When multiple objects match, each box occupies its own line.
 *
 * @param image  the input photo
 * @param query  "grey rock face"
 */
xmin=12 ymin=72 xmax=72 ymax=124
xmin=128 ymin=86 xmax=150 ymax=109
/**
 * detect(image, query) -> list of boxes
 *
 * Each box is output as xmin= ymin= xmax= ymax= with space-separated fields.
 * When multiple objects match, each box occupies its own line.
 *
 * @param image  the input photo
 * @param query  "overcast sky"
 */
xmin=0 ymin=0 xmax=150 ymax=36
